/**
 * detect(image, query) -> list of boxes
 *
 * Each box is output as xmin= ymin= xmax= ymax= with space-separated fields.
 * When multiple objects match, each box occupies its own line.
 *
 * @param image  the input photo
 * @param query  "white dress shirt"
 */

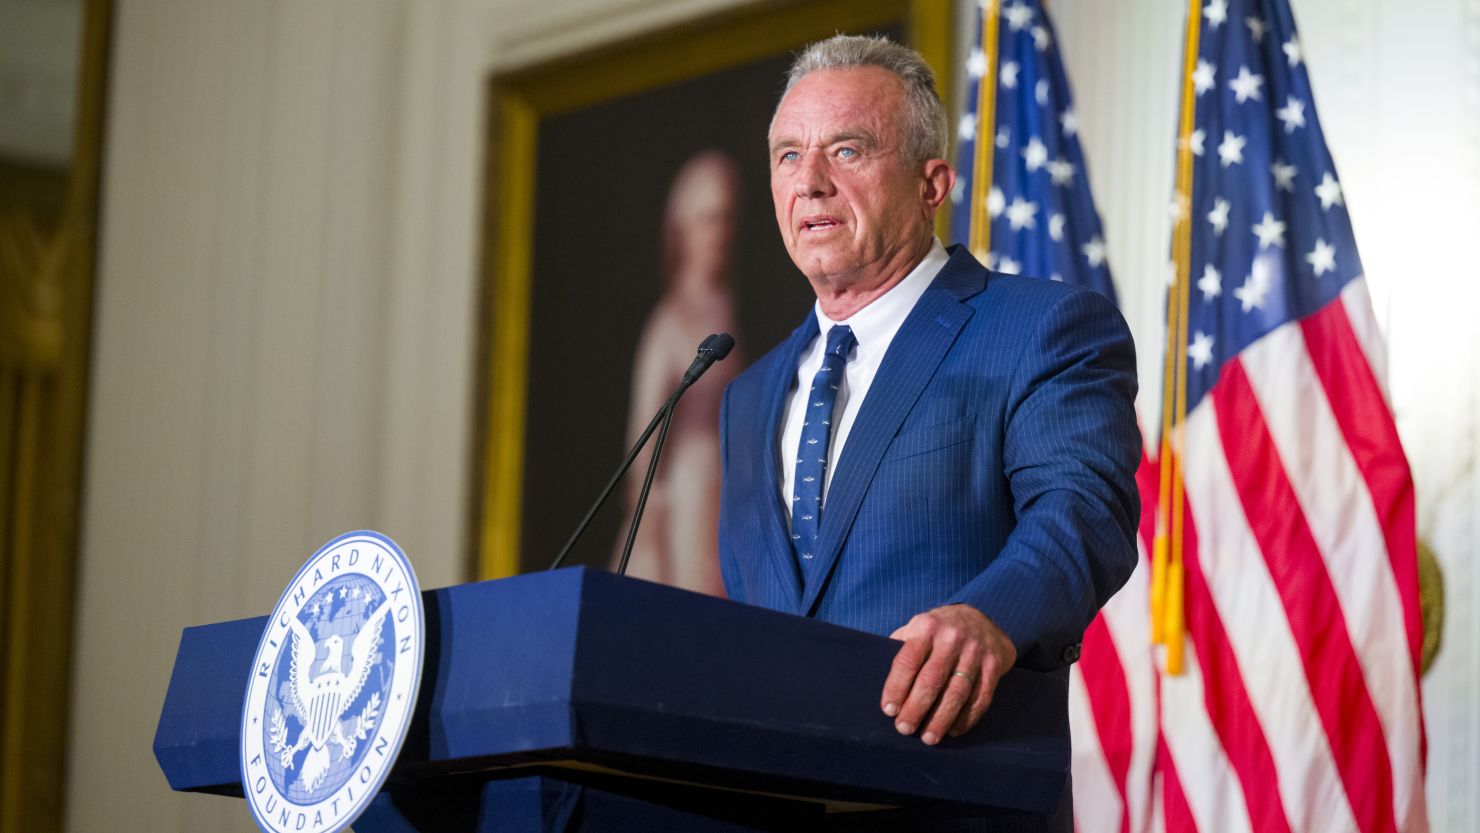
xmin=779 ymin=239 xmax=950 ymax=520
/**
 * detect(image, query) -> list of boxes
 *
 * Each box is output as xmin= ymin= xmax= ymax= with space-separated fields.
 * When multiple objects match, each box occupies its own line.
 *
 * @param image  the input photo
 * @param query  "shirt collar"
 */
xmin=815 ymin=238 xmax=949 ymax=348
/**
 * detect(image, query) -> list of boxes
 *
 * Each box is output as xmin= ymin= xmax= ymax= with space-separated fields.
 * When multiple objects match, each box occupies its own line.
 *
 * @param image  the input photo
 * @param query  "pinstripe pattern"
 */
xmin=718 ymin=245 xmax=1141 ymax=673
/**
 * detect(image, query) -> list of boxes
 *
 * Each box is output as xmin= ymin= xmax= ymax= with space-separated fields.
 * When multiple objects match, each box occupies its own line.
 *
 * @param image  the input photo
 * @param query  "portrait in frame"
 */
xmin=476 ymin=0 xmax=952 ymax=589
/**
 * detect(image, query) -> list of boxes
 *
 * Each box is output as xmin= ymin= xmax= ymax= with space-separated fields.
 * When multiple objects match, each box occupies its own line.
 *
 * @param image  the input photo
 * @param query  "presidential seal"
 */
xmin=240 ymin=530 xmax=425 ymax=833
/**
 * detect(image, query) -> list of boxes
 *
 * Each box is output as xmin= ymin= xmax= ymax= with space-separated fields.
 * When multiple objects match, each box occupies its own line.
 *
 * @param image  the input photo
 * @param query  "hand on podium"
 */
xmin=880 ymin=604 xmax=1018 ymax=747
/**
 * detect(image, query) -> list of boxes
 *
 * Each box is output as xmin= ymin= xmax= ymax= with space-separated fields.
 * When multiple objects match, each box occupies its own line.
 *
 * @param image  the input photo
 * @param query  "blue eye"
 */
xmin=838 ymin=147 xmax=858 ymax=158
xmin=780 ymin=150 xmax=799 ymax=163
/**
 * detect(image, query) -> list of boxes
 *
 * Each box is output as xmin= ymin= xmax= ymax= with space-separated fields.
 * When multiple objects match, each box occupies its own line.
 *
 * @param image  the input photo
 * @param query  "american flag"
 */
xmin=954 ymin=2 xmax=1428 ymax=832
xmin=949 ymin=0 xmax=1116 ymax=302
xmin=1147 ymin=0 xmax=1428 ymax=831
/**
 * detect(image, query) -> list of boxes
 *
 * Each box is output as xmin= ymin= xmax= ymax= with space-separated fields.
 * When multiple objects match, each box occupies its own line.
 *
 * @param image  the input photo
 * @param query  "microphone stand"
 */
xmin=615 ymin=396 xmax=677 ymax=576
xmin=548 ymin=333 xmax=733 ymax=571
xmin=546 ymin=397 xmax=672 ymax=570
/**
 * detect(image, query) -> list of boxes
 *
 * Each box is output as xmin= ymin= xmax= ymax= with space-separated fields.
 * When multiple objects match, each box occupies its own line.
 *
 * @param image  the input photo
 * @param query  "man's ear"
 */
xmin=921 ymin=159 xmax=956 ymax=210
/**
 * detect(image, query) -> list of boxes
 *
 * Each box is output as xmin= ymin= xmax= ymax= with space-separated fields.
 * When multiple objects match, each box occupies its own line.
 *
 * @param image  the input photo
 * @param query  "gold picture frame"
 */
xmin=475 ymin=0 xmax=951 ymax=581
xmin=0 ymin=1 xmax=113 ymax=830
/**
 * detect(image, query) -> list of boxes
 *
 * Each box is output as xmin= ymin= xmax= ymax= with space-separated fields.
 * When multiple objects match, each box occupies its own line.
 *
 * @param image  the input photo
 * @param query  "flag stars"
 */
xmin=1283 ymin=36 xmax=1303 ymax=67
xmin=996 ymin=126 xmax=1011 ymax=148
xmin=1022 ymin=136 xmax=1049 ymax=171
xmin=1189 ymin=331 xmax=1216 ymax=369
xmin=1315 ymin=172 xmax=1344 ymax=210
xmin=1276 ymin=96 xmax=1306 ymax=132
xmin=1208 ymin=197 xmax=1231 ymax=236
xmin=1245 ymin=15 xmax=1268 ymax=42
xmin=958 ymin=113 xmax=977 ymax=141
xmin=1060 ymin=107 xmax=1078 ymax=136
xmin=966 ymin=48 xmax=987 ymax=79
xmin=1234 ymin=267 xmax=1274 ymax=312
xmin=987 ymin=186 xmax=1006 ymax=217
xmin=1306 ymin=238 xmax=1337 ymax=276
xmin=1048 ymin=157 xmax=1076 ymax=186
xmin=1036 ymin=79 xmax=1050 ymax=106
xmin=1031 ymin=25 xmax=1052 ymax=51
xmin=950 ymin=177 xmax=966 ymax=205
xmin=1049 ymin=212 xmax=1066 ymax=241
xmin=1271 ymin=159 xmax=1298 ymax=191
xmin=1082 ymin=235 xmax=1107 ymax=268
xmin=1193 ymin=60 xmax=1216 ymax=96
xmin=1182 ymin=128 xmax=1206 ymax=157
xmin=1006 ymin=196 xmax=1039 ymax=230
xmin=1228 ymin=65 xmax=1265 ymax=103
xmin=1217 ymin=130 xmax=1248 ymax=167
xmin=1198 ymin=264 xmax=1223 ymax=301
xmin=1001 ymin=61 xmax=1021 ymax=89
xmin=1252 ymin=211 xmax=1287 ymax=248
xmin=1003 ymin=1 xmax=1034 ymax=31
xmin=1204 ymin=0 xmax=1228 ymax=30
xmin=998 ymin=255 xmax=1023 ymax=274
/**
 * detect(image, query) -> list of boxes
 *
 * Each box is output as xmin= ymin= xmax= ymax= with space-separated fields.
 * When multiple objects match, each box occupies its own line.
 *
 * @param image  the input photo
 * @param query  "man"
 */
xmin=717 ymin=34 xmax=1139 ymax=779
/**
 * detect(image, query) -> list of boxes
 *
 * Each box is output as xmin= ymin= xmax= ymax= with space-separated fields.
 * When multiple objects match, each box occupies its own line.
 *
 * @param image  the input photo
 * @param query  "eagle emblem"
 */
xmin=266 ymin=591 xmax=391 ymax=794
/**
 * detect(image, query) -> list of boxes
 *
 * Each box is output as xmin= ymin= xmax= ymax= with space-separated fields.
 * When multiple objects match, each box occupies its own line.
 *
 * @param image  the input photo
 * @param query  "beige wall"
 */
xmin=69 ymin=1 xmax=1478 ymax=831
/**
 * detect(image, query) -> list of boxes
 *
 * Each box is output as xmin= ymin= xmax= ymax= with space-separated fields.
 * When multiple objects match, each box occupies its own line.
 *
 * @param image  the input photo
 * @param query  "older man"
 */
xmin=716 ymin=33 xmax=1139 ymax=777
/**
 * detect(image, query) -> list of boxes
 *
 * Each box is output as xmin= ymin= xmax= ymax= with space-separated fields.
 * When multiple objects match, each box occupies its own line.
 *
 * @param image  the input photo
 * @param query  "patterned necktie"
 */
xmin=791 ymin=324 xmax=856 ymax=578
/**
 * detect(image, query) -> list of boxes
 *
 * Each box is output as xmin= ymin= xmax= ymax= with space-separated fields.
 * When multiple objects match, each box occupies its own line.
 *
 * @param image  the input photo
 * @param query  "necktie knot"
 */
xmin=825 ymin=324 xmax=856 ymax=359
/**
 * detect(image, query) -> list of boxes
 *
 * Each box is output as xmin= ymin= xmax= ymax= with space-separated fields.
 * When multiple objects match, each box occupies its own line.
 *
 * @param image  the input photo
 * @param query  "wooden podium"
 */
xmin=154 ymin=567 xmax=1069 ymax=831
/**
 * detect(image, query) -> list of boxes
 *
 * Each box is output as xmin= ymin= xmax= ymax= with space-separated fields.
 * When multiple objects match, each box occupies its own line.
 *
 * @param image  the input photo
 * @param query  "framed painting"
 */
xmin=477 ymin=0 xmax=951 ymax=589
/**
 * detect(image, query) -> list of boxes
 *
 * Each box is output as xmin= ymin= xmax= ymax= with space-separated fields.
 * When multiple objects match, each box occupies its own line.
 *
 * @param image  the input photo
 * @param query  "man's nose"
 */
xmin=794 ymin=150 xmax=835 ymax=198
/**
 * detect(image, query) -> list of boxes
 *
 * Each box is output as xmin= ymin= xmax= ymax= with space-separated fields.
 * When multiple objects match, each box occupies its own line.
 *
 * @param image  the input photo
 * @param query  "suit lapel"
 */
xmin=799 ymin=249 xmax=988 ymax=615
xmin=754 ymin=314 xmax=819 ymax=614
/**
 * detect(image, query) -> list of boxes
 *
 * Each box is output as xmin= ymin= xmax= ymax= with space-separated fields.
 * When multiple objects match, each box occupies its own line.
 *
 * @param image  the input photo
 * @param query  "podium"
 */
xmin=155 ymin=568 xmax=1069 ymax=831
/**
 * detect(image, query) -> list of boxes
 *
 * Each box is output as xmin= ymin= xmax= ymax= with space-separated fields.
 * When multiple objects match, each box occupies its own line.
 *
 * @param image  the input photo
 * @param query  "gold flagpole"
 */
xmin=969 ymin=1 xmax=1001 ymax=259
xmin=1154 ymin=0 xmax=1203 ymax=675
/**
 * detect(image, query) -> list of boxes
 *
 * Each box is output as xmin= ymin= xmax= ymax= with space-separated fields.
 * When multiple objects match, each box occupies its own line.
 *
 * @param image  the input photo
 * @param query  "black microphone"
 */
xmin=680 ymin=333 xmax=736 ymax=388
xmin=549 ymin=333 xmax=736 ymax=572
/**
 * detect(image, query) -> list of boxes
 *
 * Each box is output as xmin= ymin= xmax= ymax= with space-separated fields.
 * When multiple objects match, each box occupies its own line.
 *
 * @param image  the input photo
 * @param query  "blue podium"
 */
xmin=155 ymin=568 xmax=1069 ymax=831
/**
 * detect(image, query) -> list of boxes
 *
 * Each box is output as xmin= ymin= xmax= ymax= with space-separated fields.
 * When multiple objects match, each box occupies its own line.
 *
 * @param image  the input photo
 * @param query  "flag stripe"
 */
xmin=1301 ymin=296 xmax=1429 ymax=833
xmin=1099 ymin=548 xmax=1158 ymax=833
xmin=1190 ymin=393 xmax=1371 ymax=833
xmin=1300 ymin=296 xmax=1421 ymax=672
xmin=1156 ymin=738 xmax=1199 ymax=833
xmin=1082 ymin=444 xmax=1156 ymax=833
xmin=1172 ymin=457 xmax=1295 ymax=833
xmin=1210 ymin=361 xmax=1398 ymax=833
xmin=1335 ymin=278 xmax=1391 ymax=402
xmin=1159 ymin=640 xmax=1249 ymax=833
xmin=1071 ymin=664 xmax=1127 ymax=833
xmin=1241 ymin=316 xmax=1424 ymax=830
xmin=1080 ymin=614 xmax=1132 ymax=833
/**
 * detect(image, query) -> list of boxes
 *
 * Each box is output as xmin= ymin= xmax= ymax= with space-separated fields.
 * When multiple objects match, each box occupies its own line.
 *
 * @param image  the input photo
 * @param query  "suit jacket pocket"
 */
xmin=881 ymin=413 xmax=977 ymax=462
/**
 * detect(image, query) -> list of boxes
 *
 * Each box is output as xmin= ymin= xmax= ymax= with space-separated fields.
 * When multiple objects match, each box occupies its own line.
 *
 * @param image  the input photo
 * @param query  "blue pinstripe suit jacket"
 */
xmin=718 ymin=245 xmax=1140 ymax=671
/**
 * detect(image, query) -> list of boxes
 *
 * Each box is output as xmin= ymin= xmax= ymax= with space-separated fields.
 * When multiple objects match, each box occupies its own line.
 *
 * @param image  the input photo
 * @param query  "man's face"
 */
xmin=767 ymin=67 xmax=940 ymax=288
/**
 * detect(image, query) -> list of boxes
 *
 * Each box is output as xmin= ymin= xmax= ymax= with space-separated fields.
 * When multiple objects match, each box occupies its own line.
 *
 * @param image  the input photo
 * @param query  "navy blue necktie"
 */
xmin=791 ymin=324 xmax=856 ymax=577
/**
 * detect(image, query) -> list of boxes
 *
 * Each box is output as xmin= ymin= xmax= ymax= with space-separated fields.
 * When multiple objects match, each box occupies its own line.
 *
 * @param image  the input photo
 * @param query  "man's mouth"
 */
xmin=801 ymin=217 xmax=842 ymax=232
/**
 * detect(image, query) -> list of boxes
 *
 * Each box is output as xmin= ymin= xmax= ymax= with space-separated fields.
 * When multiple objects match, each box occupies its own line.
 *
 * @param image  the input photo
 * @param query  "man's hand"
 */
xmin=881 ymin=604 xmax=1017 ymax=745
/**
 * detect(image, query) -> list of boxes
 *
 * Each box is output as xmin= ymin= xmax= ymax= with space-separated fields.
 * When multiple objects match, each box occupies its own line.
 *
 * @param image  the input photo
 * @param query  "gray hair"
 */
xmin=777 ymin=34 xmax=949 ymax=164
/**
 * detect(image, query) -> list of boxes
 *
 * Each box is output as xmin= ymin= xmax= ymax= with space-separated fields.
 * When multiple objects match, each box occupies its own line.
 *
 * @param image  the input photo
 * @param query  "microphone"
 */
xmin=680 ymin=333 xmax=736 ymax=388
xmin=549 ymin=333 xmax=736 ymax=572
